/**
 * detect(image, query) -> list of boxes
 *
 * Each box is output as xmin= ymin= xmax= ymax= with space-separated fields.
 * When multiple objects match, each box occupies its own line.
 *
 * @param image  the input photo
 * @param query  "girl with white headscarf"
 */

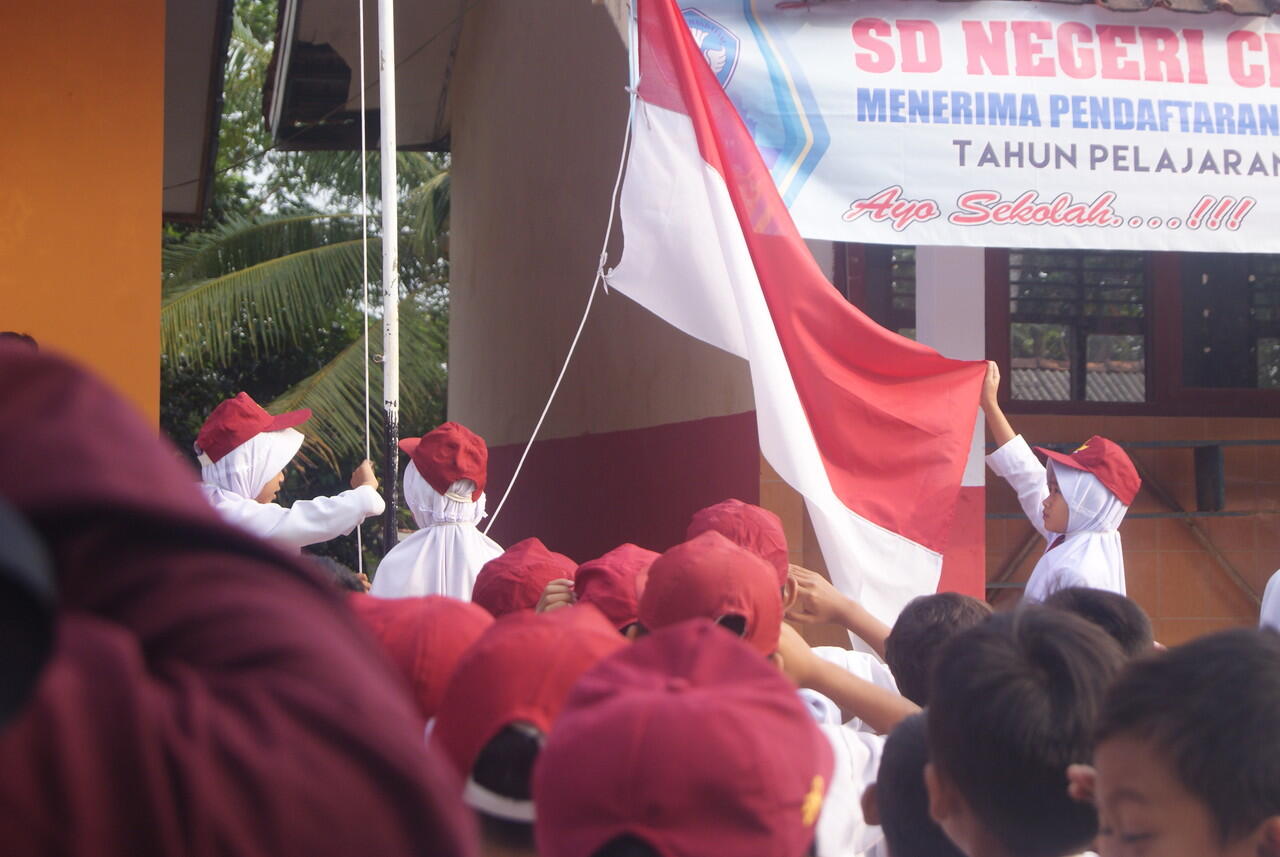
xmin=370 ymin=422 xmax=503 ymax=600
xmin=979 ymin=364 xmax=1140 ymax=602
xmin=196 ymin=393 xmax=385 ymax=552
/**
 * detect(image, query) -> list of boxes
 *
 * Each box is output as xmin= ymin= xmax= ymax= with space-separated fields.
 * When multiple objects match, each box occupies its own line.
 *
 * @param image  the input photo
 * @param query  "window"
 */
xmin=1007 ymin=250 xmax=1146 ymax=403
xmin=1180 ymin=254 xmax=1280 ymax=390
xmin=838 ymin=242 xmax=1280 ymax=416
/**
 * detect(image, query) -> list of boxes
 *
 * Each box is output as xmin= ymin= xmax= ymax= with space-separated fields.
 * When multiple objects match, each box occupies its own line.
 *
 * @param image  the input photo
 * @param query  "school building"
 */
xmin=262 ymin=0 xmax=1280 ymax=644
xmin=1 ymin=0 xmax=231 ymax=421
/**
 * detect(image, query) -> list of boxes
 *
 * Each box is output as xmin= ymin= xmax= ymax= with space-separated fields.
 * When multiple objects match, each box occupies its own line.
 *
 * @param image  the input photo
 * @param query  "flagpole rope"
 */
xmin=356 ymin=0 xmax=371 ymax=574
xmin=483 ymin=77 xmax=639 ymax=534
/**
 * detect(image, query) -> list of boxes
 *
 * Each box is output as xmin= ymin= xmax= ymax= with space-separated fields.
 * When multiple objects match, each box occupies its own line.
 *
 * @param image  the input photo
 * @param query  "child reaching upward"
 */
xmin=196 ymin=392 xmax=384 ymax=552
xmin=979 ymin=362 xmax=1140 ymax=601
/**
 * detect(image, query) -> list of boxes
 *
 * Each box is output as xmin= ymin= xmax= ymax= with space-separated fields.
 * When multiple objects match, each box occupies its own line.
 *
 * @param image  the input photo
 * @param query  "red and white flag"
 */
xmin=606 ymin=0 xmax=987 ymax=622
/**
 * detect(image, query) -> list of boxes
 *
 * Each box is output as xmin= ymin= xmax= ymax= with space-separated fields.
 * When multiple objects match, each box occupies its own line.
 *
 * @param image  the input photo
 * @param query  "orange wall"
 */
xmin=0 ymin=0 xmax=165 ymax=419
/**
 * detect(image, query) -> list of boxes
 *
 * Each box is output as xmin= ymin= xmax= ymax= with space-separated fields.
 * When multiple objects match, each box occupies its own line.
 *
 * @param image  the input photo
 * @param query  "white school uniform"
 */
xmin=1261 ymin=570 xmax=1280 ymax=630
xmin=200 ymin=427 xmax=385 ymax=552
xmin=369 ymin=465 xmax=503 ymax=600
xmin=987 ymin=435 xmax=1128 ymax=601
xmin=815 ymin=721 xmax=885 ymax=857
xmin=800 ymin=647 xmax=899 ymax=732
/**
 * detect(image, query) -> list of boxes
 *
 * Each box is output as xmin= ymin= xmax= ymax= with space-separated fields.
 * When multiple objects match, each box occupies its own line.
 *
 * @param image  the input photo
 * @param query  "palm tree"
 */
xmin=161 ymin=159 xmax=451 ymax=472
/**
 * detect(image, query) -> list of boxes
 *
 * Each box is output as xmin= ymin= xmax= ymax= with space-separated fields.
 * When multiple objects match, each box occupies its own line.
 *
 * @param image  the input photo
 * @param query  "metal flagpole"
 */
xmin=378 ymin=0 xmax=400 ymax=555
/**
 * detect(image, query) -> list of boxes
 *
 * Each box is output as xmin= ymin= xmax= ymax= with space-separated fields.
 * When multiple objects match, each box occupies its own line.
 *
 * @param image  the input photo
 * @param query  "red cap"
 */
xmin=687 ymin=499 xmax=789 ymax=587
xmin=430 ymin=605 xmax=627 ymax=778
xmin=195 ymin=392 xmax=311 ymax=463
xmin=574 ymin=543 xmax=658 ymax=631
xmin=399 ymin=422 xmax=488 ymax=501
xmin=1035 ymin=435 xmax=1141 ymax=506
xmin=472 ymin=538 xmax=577 ymax=618
xmin=533 ymin=620 xmax=833 ymax=857
xmin=638 ymin=531 xmax=783 ymax=656
xmin=353 ymin=595 xmax=494 ymax=721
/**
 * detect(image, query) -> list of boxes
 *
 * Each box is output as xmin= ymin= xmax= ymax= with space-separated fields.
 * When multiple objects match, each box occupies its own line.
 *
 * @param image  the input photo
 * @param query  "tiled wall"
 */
xmin=987 ymin=415 xmax=1280 ymax=644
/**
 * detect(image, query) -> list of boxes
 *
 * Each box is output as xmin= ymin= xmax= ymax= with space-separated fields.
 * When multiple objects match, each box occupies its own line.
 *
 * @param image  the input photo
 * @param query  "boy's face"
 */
xmin=1093 ymin=734 xmax=1263 ymax=857
xmin=1043 ymin=470 xmax=1070 ymax=533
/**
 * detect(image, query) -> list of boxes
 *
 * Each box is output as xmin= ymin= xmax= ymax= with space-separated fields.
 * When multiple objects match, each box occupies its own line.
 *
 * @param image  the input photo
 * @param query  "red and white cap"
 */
xmin=471 ymin=537 xmax=577 ymax=618
xmin=399 ymin=422 xmax=488 ymax=502
xmin=429 ymin=604 xmax=627 ymax=780
xmin=638 ymin=530 xmax=783 ymax=656
xmin=573 ymin=543 xmax=658 ymax=631
xmin=194 ymin=392 xmax=311 ymax=463
xmin=533 ymin=619 xmax=833 ymax=857
xmin=687 ymin=498 xmax=790 ymax=587
xmin=1035 ymin=435 xmax=1141 ymax=506
xmin=351 ymin=595 xmax=494 ymax=721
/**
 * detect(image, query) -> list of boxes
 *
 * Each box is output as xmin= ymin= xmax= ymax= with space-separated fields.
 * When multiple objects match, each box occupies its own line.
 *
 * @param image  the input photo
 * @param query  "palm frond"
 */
xmin=161 ymin=236 xmax=382 ymax=367
xmin=163 ymin=212 xmax=363 ymax=284
xmin=405 ymin=169 xmax=451 ymax=262
xmin=267 ymin=300 xmax=448 ymax=473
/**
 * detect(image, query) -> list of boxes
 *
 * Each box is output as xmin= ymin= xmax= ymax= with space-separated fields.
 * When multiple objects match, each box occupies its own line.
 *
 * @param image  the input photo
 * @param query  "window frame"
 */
xmin=838 ymin=244 xmax=1280 ymax=417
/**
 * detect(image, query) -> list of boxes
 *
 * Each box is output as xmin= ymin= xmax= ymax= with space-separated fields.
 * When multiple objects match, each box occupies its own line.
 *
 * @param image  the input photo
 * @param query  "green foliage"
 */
xmin=161 ymin=0 xmax=452 ymax=530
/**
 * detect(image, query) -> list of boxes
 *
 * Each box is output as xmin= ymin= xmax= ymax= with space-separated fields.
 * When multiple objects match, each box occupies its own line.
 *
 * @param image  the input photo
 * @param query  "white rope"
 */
xmin=484 ymin=79 xmax=639 ymax=534
xmin=356 ymin=0 xmax=372 ymax=573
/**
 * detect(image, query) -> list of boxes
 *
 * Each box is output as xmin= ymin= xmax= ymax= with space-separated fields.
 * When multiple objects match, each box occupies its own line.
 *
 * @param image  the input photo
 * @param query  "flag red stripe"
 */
xmin=637 ymin=0 xmax=986 ymax=551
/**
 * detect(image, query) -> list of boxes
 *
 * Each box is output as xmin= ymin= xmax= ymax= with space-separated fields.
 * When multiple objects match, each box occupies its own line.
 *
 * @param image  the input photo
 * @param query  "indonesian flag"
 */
xmin=606 ymin=0 xmax=987 ymax=622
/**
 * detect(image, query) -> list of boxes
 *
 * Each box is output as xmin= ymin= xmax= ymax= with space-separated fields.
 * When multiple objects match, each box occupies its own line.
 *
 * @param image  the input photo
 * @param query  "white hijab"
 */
xmin=198 ymin=428 xmax=304 ymax=537
xmin=1023 ymin=461 xmax=1128 ymax=602
xmin=369 ymin=464 xmax=503 ymax=600
xmin=1261 ymin=570 xmax=1280 ymax=631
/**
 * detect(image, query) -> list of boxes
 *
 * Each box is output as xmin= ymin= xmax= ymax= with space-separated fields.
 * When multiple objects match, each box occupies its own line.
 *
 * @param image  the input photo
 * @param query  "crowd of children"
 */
xmin=2 ymin=345 xmax=1278 ymax=857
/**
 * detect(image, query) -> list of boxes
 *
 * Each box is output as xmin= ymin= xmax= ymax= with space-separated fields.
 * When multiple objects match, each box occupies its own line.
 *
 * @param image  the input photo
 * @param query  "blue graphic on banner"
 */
xmin=681 ymin=9 xmax=741 ymax=88
xmin=680 ymin=4 xmax=829 ymax=206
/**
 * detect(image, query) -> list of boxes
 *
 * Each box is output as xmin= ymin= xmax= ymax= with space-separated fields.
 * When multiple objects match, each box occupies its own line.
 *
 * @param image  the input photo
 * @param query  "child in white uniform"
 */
xmin=196 ymin=392 xmax=384 ymax=552
xmin=979 ymin=363 xmax=1140 ymax=602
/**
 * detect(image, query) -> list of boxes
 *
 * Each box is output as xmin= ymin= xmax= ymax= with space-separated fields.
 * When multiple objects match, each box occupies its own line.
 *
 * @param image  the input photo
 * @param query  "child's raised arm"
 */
xmin=980 ymin=360 xmax=1016 ymax=449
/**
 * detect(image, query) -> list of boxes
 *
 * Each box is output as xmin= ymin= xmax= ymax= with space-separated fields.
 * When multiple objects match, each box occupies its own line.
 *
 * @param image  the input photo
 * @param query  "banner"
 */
xmin=679 ymin=0 xmax=1280 ymax=251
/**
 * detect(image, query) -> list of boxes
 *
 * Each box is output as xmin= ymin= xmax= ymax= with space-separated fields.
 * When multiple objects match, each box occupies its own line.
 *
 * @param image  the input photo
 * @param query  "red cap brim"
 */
xmin=1035 ymin=446 xmax=1087 ymax=474
xmin=266 ymin=407 xmax=311 ymax=433
xmin=398 ymin=437 xmax=420 ymax=457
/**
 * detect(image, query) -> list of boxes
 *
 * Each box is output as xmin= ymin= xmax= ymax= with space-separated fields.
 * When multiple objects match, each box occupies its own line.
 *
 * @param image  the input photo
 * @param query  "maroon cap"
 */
xmin=687 ymin=499 xmax=789 ymax=587
xmin=399 ymin=422 xmax=488 ymax=501
xmin=534 ymin=620 xmax=833 ymax=857
xmin=638 ymin=531 xmax=784 ymax=656
xmin=472 ymin=538 xmax=578 ymax=618
xmin=1035 ymin=435 xmax=1141 ymax=506
xmin=195 ymin=392 xmax=311 ymax=463
xmin=574 ymin=543 xmax=658 ymax=631
xmin=430 ymin=605 xmax=627 ymax=779
xmin=353 ymin=596 xmax=495 ymax=721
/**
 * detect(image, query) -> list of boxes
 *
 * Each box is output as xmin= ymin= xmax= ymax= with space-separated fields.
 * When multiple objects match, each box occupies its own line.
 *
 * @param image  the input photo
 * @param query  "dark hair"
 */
xmin=306 ymin=555 xmax=366 ymax=593
xmin=0 ymin=332 xmax=37 ymax=350
xmin=877 ymin=713 xmax=966 ymax=857
xmin=1044 ymin=587 xmax=1153 ymax=658
xmin=928 ymin=606 xmax=1125 ymax=857
xmin=1097 ymin=628 xmax=1280 ymax=842
xmin=592 ymin=836 xmax=661 ymax=857
xmin=591 ymin=835 xmax=817 ymax=857
xmin=472 ymin=725 xmax=540 ymax=848
xmin=885 ymin=593 xmax=992 ymax=705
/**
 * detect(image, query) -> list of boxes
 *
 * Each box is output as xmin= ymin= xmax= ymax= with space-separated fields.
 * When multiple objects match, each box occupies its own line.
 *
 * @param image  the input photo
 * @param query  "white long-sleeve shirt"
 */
xmin=201 ymin=483 xmax=385 ymax=552
xmin=986 ymin=435 xmax=1127 ymax=601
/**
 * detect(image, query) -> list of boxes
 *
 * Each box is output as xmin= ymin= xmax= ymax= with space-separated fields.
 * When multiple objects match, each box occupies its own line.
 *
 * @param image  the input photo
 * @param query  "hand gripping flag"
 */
xmin=605 ymin=0 xmax=987 ymax=623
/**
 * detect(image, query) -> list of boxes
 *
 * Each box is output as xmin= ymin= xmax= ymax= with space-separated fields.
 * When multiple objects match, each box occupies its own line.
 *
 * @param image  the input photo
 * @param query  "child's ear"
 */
xmin=782 ymin=577 xmax=800 ymax=611
xmin=860 ymin=782 xmax=881 ymax=826
xmin=925 ymin=762 xmax=965 ymax=828
xmin=1257 ymin=815 xmax=1280 ymax=857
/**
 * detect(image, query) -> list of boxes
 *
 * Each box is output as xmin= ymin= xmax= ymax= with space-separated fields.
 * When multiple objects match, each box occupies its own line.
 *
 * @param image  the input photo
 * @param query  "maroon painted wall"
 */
xmin=484 ymin=412 xmax=760 ymax=564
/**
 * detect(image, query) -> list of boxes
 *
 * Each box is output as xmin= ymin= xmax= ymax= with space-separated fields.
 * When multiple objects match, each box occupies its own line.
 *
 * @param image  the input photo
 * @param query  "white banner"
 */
xmin=678 ymin=0 xmax=1280 ymax=251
